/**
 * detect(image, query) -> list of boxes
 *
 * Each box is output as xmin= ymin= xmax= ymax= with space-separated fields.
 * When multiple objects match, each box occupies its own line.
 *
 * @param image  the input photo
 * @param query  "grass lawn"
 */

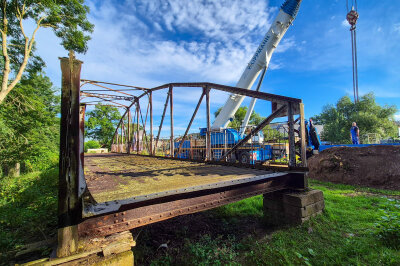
xmin=134 ymin=180 xmax=400 ymax=265
xmin=0 ymin=168 xmax=399 ymax=265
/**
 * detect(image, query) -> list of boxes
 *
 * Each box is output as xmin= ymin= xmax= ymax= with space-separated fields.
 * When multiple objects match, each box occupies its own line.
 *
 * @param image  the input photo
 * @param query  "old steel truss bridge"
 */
xmin=56 ymin=53 xmax=311 ymax=259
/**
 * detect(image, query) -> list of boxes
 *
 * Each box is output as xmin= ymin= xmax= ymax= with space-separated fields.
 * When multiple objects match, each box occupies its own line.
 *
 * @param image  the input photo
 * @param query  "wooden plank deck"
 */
xmin=84 ymin=153 xmax=278 ymax=203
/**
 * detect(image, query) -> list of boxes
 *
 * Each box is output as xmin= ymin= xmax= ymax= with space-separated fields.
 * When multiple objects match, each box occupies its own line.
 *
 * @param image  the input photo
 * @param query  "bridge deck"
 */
xmin=85 ymin=153 xmax=278 ymax=203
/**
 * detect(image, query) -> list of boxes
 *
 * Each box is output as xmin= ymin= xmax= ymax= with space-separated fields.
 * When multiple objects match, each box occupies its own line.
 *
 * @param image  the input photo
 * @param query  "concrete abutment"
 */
xmin=263 ymin=189 xmax=324 ymax=225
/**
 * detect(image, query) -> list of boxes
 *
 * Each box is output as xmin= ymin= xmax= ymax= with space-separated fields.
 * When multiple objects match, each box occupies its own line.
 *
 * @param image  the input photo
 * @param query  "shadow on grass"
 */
xmin=0 ymin=166 xmax=59 ymax=264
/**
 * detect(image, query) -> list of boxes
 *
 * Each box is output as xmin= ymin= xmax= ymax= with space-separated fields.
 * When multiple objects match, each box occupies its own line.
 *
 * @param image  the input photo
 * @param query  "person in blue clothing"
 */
xmin=350 ymin=122 xmax=360 ymax=144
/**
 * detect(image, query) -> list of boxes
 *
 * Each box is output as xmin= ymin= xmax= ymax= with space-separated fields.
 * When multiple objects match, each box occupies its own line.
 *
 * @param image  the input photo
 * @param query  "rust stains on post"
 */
xmin=205 ymin=86 xmax=211 ymax=161
xmin=169 ymin=85 xmax=174 ymax=157
xmin=127 ymin=108 xmax=131 ymax=154
xmin=150 ymin=91 xmax=153 ymax=155
xmin=57 ymin=52 xmax=83 ymax=257
xmin=136 ymin=100 xmax=140 ymax=154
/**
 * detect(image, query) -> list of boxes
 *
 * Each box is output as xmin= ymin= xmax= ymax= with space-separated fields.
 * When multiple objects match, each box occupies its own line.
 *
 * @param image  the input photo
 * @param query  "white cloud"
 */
xmin=394 ymin=113 xmax=400 ymax=121
xmin=34 ymin=0 xmax=289 ymax=89
xmin=29 ymin=0 xmax=299 ymax=134
xmin=341 ymin=19 xmax=350 ymax=28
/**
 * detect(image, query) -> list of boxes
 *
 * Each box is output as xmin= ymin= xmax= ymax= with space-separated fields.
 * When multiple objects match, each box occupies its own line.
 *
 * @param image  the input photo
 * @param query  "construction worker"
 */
xmin=350 ymin=122 xmax=360 ymax=144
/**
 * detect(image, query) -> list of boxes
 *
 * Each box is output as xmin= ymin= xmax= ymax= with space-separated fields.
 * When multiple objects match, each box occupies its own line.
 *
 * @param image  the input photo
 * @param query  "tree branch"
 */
xmin=5 ymin=17 xmax=44 ymax=99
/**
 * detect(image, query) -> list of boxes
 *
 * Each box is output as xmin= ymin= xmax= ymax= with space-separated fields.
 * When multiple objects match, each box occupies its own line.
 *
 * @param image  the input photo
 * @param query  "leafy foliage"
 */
xmin=1 ymin=0 xmax=94 ymax=54
xmin=214 ymin=106 xmax=263 ymax=131
xmin=0 ymin=72 xmax=59 ymax=173
xmin=0 ymin=0 xmax=94 ymax=103
xmin=312 ymin=93 xmax=398 ymax=143
xmin=0 ymin=167 xmax=58 ymax=262
xmin=85 ymin=104 xmax=122 ymax=148
xmin=375 ymin=199 xmax=400 ymax=248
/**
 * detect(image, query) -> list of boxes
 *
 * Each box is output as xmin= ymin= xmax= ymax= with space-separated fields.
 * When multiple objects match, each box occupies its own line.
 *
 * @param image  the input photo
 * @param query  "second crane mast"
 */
xmin=211 ymin=0 xmax=302 ymax=131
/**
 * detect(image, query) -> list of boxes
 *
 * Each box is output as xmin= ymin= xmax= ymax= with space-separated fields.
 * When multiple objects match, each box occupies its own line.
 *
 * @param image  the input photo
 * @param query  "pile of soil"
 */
xmin=308 ymin=145 xmax=400 ymax=190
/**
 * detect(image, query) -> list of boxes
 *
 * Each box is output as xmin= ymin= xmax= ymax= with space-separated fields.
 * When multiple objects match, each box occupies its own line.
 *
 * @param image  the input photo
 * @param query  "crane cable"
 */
xmin=346 ymin=0 xmax=359 ymax=103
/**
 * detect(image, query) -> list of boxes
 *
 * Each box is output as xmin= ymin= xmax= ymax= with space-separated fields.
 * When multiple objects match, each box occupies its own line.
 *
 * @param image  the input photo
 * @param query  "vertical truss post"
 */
xmin=149 ymin=91 xmax=153 ymax=155
xmin=121 ymin=123 xmax=125 ymax=152
xmin=205 ymin=86 xmax=211 ymax=161
xmin=136 ymin=99 xmax=140 ymax=154
xmin=299 ymin=102 xmax=307 ymax=167
xmin=154 ymin=90 xmax=170 ymax=154
xmin=127 ymin=108 xmax=131 ymax=154
xmin=287 ymin=102 xmax=296 ymax=167
xmin=169 ymin=85 xmax=174 ymax=157
xmin=57 ymin=53 xmax=83 ymax=258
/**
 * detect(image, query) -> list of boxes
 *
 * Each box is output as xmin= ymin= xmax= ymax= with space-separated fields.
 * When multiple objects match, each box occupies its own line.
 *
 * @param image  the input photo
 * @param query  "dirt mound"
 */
xmin=308 ymin=145 xmax=400 ymax=190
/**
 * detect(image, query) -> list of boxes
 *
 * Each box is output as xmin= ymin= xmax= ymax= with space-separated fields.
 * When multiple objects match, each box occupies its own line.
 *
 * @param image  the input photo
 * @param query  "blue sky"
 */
xmin=30 ymin=0 xmax=400 ymax=135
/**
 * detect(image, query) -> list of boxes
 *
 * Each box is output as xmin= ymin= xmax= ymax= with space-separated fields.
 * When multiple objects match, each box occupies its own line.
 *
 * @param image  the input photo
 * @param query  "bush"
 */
xmin=375 ymin=199 xmax=400 ymax=248
xmin=0 ymin=166 xmax=58 ymax=262
xmin=84 ymin=140 xmax=101 ymax=152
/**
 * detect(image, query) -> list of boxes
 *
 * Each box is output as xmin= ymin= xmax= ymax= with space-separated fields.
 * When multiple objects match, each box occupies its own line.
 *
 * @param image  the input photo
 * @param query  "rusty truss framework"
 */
xmin=56 ymin=53 xmax=309 ymax=258
xmin=81 ymin=81 xmax=307 ymax=168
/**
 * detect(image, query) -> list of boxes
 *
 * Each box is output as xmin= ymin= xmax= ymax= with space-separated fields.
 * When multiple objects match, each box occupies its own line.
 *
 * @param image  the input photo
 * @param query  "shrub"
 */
xmin=84 ymin=140 xmax=101 ymax=152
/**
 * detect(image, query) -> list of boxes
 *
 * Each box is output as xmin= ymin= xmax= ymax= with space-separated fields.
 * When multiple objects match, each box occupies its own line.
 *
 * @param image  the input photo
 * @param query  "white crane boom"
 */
xmin=211 ymin=0 xmax=302 ymax=131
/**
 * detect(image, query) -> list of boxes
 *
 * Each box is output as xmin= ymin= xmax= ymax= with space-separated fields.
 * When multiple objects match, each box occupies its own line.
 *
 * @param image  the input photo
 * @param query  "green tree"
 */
xmin=0 ymin=72 xmax=60 ymax=174
xmin=214 ymin=106 xmax=263 ymax=131
xmin=0 ymin=0 xmax=94 ymax=103
xmin=214 ymin=106 xmax=285 ymax=141
xmin=84 ymin=140 xmax=100 ymax=152
xmin=85 ymin=104 xmax=122 ymax=148
xmin=312 ymin=93 xmax=398 ymax=144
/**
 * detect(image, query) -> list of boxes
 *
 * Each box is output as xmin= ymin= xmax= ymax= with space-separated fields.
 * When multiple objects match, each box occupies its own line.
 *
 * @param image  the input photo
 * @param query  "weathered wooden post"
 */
xmin=57 ymin=52 xmax=83 ymax=257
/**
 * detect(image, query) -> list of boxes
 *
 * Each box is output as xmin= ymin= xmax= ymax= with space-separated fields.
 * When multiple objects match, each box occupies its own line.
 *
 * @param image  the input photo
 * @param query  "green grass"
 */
xmin=1 ymin=169 xmax=399 ymax=265
xmin=0 ymin=167 xmax=58 ymax=263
